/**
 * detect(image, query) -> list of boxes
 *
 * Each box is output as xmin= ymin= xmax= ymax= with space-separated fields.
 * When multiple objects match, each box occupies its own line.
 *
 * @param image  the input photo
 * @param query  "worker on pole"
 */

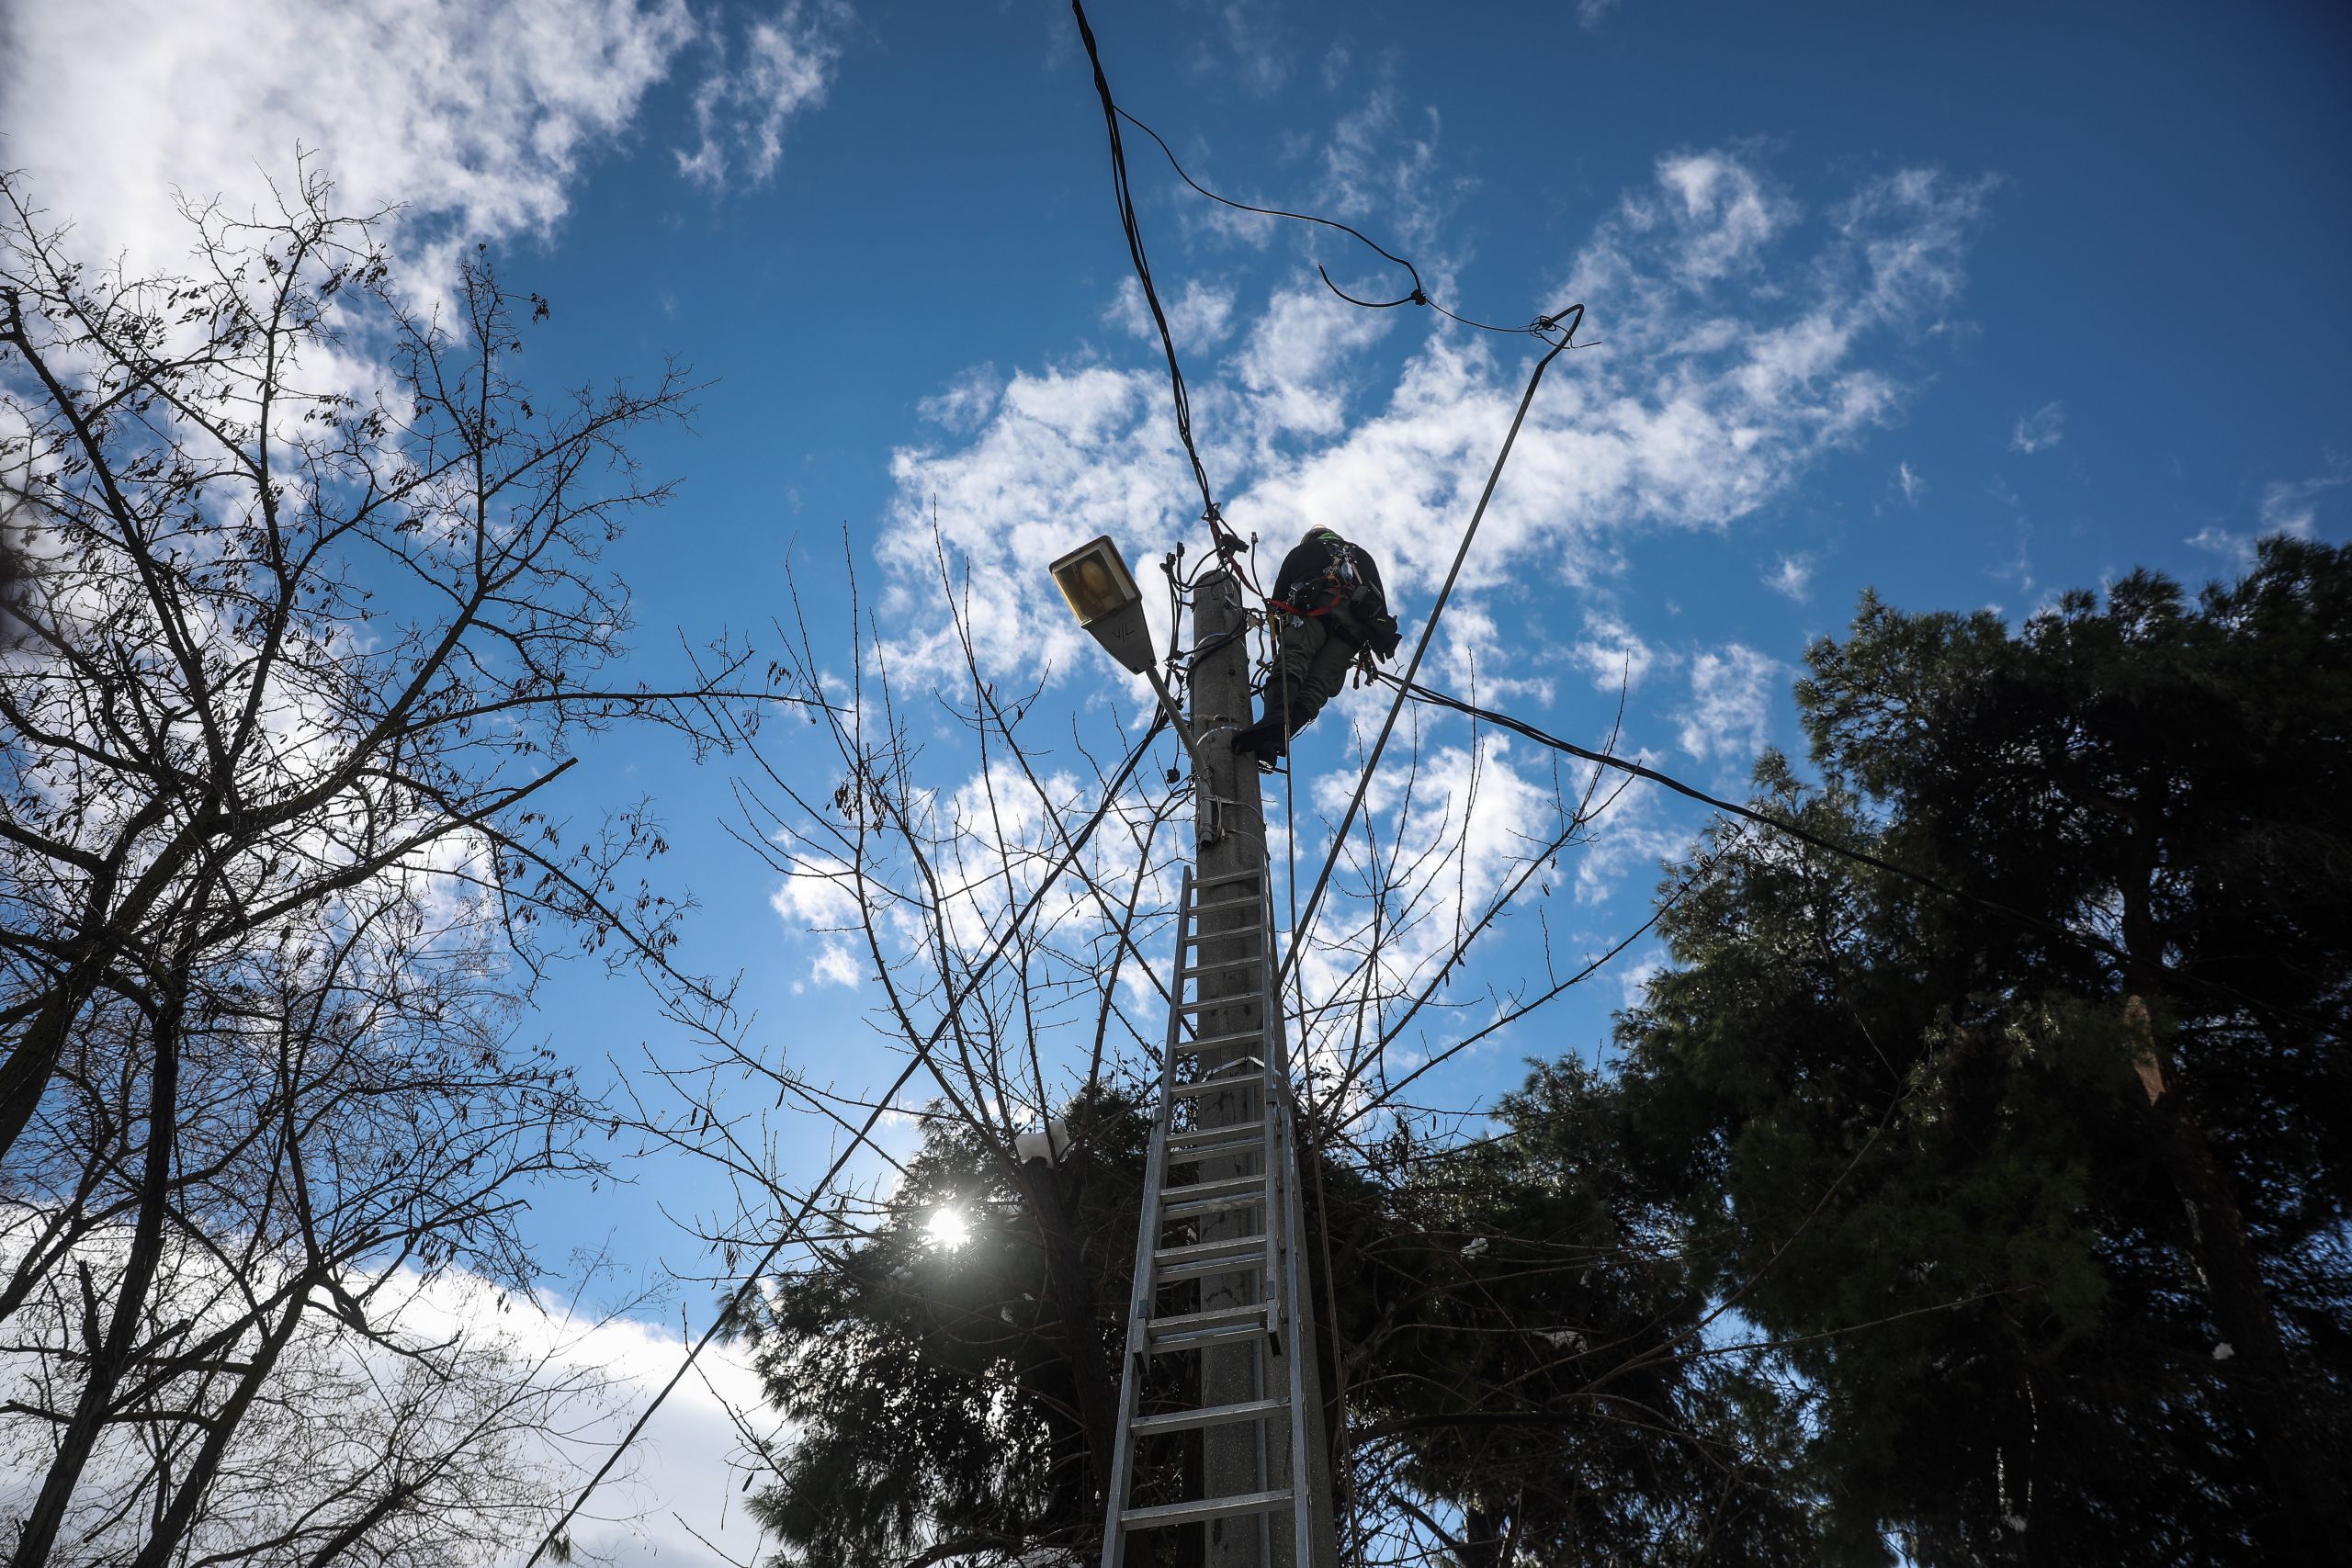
xmin=1231 ymin=525 xmax=1401 ymax=769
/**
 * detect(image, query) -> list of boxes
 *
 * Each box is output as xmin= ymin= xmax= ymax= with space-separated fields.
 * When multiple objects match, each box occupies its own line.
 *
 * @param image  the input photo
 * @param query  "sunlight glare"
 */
xmin=926 ymin=1205 xmax=971 ymax=1251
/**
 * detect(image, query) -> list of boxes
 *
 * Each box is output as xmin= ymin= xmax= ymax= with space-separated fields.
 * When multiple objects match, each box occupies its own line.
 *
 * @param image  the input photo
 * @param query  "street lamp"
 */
xmin=1049 ymin=535 xmax=1204 ymax=768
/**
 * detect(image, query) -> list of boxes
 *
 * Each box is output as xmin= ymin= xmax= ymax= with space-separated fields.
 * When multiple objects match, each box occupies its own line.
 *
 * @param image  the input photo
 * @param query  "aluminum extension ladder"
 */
xmin=1100 ymin=863 xmax=1325 ymax=1566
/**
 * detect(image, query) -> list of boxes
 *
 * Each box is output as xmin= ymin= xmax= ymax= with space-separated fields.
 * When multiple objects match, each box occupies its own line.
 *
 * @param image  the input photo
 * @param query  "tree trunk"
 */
xmin=11 ymin=970 xmax=187 ymax=1568
xmin=2125 ymin=997 xmax=2349 ymax=1562
xmin=126 ymin=1283 xmax=312 ymax=1568
xmin=1015 ymin=1159 xmax=1119 ymax=1513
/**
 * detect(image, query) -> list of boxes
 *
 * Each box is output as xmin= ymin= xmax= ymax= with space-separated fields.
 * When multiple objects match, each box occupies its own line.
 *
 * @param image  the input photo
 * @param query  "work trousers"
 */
xmin=1265 ymin=613 xmax=1362 ymax=735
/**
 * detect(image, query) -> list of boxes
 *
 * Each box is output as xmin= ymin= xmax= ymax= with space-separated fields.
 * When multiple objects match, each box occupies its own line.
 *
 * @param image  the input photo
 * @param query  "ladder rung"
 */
xmin=1179 ymin=925 xmax=1261 ymax=945
xmin=1143 ymin=1303 xmax=1272 ymax=1352
xmin=1174 ymin=1029 xmax=1263 ymax=1056
xmin=1161 ymin=1187 xmax=1262 ymax=1221
xmin=1129 ymin=1394 xmax=1286 ymax=1436
xmin=1192 ymin=870 xmax=1264 ymax=889
xmin=1165 ymin=1120 xmax=1264 ymax=1152
xmin=1123 ymin=1489 xmax=1294 ymax=1529
xmin=1154 ymin=1234 xmax=1267 ymax=1269
xmin=1174 ymin=995 xmax=1266 ymax=1013
xmin=1165 ymin=1141 xmax=1264 ymax=1168
xmin=1170 ymin=1066 xmax=1264 ymax=1101
xmin=1179 ymin=957 xmax=1261 ymax=980
xmin=1154 ymin=1247 xmax=1270 ymax=1284
xmin=1161 ymin=1171 xmax=1267 ymax=1207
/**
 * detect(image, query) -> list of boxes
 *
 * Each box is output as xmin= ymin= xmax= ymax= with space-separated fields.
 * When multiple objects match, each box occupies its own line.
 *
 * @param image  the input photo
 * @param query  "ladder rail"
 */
xmin=1105 ymin=860 xmax=1323 ymax=1563
xmin=1262 ymin=867 xmax=1320 ymax=1568
xmin=1100 ymin=868 xmax=1193 ymax=1568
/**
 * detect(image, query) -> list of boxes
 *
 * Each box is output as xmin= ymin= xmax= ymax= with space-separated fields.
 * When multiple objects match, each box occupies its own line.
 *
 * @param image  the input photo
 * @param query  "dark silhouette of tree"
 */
xmin=737 ymin=1066 xmax=1817 ymax=1568
xmin=1616 ymin=539 xmax=2351 ymax=1565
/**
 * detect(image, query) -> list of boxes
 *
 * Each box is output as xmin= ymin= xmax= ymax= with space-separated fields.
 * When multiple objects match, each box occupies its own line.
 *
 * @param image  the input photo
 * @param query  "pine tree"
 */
xmin=1616 ymin=538 xmax=2352 ymax=1564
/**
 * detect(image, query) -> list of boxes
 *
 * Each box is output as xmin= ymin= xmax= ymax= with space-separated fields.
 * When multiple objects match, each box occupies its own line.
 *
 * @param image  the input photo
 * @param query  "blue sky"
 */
xmin=7 ymin=0 xmax=2348 ymax=1558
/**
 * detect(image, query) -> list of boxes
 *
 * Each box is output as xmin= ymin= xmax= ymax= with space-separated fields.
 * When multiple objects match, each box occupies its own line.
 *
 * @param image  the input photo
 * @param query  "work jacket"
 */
xmin=1270 ymin=532 xmax=1399 ymax=659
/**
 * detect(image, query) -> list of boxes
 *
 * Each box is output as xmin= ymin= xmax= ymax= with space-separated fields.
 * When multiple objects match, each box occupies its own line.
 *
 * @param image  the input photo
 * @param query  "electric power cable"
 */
xmin=1109 ymin=106 xmax=1566 ymax=340
xmin=1371 ymin=668 xmax=2322 ymax=1030
xmin=524 ymin=714 xmax=1170 ymax=1567
xmin=1273 ymin=310 xmax=1582 ymax=996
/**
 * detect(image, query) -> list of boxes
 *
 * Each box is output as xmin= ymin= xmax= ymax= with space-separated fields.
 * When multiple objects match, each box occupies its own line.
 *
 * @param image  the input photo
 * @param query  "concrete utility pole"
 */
xmin=1187 ymin=570 xmax=1339 ymax=1568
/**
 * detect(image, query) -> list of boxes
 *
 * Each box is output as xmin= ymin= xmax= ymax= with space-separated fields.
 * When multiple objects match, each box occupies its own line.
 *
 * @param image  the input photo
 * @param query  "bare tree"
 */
xmin=0 ymin=164 xmax=789 ymax=1565
xmin=636 ymin=538 xmax=1796 ymax=1568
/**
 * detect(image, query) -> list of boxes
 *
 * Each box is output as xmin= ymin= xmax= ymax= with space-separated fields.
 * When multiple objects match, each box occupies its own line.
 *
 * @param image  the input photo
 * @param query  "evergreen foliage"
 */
xmin=741 ymin=540 xmax=2348 ymax=1566
xmin=1616 ymin=537 xmax=2351 ymax=1564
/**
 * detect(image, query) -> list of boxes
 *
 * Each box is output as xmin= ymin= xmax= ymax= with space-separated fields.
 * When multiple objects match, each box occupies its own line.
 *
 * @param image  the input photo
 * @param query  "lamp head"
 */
xmin=1048 ymin=536 xmax=1154 ymax=674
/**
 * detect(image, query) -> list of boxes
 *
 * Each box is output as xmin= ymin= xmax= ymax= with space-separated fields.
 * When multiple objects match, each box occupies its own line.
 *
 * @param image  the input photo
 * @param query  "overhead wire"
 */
xmin=1273 ymin=309 xmax=1582 ymax=995
xmin=524 ymin=714 xmax=1171 ymax=1567
xmin=1369 ymin=668 xmax=2316 ymax=1028
xmin=1069 ymin=0 xmax=1257 ymax=593
xmin=1069 ymin=0 xmax=1573 ymax=609
xmin=1108 ymin=105 xmax=1569 ymax=340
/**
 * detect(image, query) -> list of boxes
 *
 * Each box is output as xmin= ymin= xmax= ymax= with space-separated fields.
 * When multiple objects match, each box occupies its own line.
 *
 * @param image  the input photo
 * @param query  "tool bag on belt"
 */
xmin=1319 ymin=541 xmax=1401 ymax=660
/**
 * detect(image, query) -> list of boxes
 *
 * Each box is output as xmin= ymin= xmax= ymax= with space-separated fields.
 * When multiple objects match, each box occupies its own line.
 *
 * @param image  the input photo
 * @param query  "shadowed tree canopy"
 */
xmin=1615 ymin=537 xmax=2351 ymax=1566
xmin=738 ymin=1070 xmax=1817 ymax=1568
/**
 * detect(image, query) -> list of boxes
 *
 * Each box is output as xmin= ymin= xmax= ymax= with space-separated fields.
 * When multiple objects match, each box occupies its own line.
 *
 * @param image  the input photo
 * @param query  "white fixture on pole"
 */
xmin=1049 ymin=536 xmax=1206 ymax=775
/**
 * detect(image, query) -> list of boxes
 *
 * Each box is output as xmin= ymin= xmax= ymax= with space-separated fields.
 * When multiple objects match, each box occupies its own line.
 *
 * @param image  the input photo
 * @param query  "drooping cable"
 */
xmin=1371 ymin=669 xmax=2313 ymax=1026
xmin=1069 ymin=0 xmax=1258 ymax=592
xmin=1110 ymin=107 xmax=1564 ymax=339
xmin=524 ymin=715 xmax=1170 ymax=1566
xmin=1274 ymin=310 xmax=1582 ymax=994
xmin=1069 ymin=0 xmax=1572 ymax=604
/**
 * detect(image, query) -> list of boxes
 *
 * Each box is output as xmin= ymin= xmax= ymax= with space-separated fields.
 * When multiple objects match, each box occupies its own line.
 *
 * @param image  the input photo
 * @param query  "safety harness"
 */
xmin=1270 ymin=530 xmax=1399 ymax=660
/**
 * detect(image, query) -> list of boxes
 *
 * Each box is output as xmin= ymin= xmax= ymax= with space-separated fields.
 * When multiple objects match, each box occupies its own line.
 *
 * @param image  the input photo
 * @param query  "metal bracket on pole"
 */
xmin=1144 ymin=663 xmax=1210 ymax=780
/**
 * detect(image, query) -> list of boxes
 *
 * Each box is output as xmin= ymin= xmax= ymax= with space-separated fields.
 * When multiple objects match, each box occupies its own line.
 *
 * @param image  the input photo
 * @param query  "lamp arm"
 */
xmin=1142 ymin=663 xmax=1209 ymax=778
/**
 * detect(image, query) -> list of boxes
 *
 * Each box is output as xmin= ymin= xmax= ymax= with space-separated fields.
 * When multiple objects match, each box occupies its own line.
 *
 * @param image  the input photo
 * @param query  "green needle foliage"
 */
xmin=737 ymin=1088 xmax=1153 ymax=1568
xmin=1616 ymin=537 xmax=2351 ymax=1565
xmin=738 ymin=1070 xmax=1815 ymax=1567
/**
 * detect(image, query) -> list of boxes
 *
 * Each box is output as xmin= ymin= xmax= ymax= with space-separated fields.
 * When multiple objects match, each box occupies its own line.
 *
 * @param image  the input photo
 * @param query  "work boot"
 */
xmin=1229 ymin=716 xmax=1286 ymax=770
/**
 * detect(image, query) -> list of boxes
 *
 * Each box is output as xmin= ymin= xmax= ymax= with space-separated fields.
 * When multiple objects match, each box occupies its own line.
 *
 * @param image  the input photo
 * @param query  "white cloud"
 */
xmin=2184 ymin=461 xmax=2342 ymax=569
xmin=1109 ymin=276 xmax=1239 ymax=349
xmin=0 ymin=0 xmax=699 ymax=282
xmin=1579 ymin=0 xmax=1629 ymax=27
xmin=1895 ymin=460 xmax=1926 ymax=504
xmin=1571 ymin=767 xmax=1686 ymax=904
xmin=676 ymin=2 xmax=846 ymax=190
xmin=918 ymin=363 xmax=1007 ymax=435
xmin=1764 ymin=554 xmax=1814 ymax=602
xmin=1569 ymin=612 xmax=1661 ymax=693
xmin=1186 ymin=1 xmax=1293 ymax=97
xmin=872 ymin=133 xmax=1991 ymax=690
xmin=2010 ymin=400 xmax=2065 ymax=454
xmin=2256 ymin=465 xmax=2346 ymax=537
xmin=1617 ymin=951 xmax=1667 ymax=1010
xmin=1676 ymin=644 xmax=1778 ymax=764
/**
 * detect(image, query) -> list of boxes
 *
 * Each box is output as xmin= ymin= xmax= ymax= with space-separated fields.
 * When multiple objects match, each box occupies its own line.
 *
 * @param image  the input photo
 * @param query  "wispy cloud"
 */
xmin=2010 ymin=400 xmax=2065 ymax=454
xmin=1569 ymin=612 xmax=1663 ymax=693
xmin=1109 ymin=276 xmax=1239 ymax=349
xmin=1675 ymin=644 xmax=1779 ymax=764
xmin=1764 ymin=554 xmax=1815 ymax=602
xmin=874 ymin=130 xmax=1992 ymax=689
xmin=2186 ymin=459 xmax=2344 ymax=569
xmin=917 ymin=364 xmax=1007 ymax=435
xmin=2257 ymin=463 xmax=2347 ymax=536
xmin=1894 ymin=460 xmax=1927 ymax=504
xmin=676 ymin=1 xmax=847 ymax=189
